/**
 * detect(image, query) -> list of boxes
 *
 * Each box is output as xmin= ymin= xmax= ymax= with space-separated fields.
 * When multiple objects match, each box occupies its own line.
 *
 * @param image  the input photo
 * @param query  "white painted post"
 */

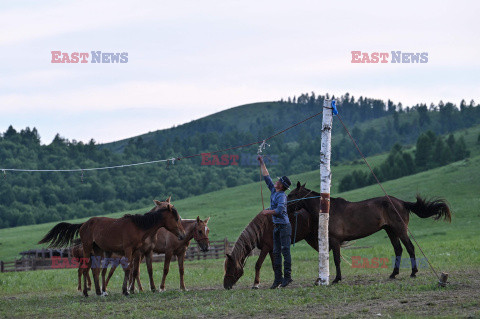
xmin=316 ymin=99 xmax=333 ymax=286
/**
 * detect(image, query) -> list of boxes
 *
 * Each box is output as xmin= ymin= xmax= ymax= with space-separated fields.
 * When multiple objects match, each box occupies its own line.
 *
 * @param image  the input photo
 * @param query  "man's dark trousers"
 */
xmin=272 ymin=223 xmax=292 ymax=280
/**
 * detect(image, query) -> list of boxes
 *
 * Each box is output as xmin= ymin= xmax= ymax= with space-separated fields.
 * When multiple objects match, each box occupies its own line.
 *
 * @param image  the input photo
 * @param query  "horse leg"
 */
xmin=91 ymin=247 xmax=103 ymax=296
xmin=252 ymin=248 xmax=269 ymax=289
xmin=160 ymin=253 xmax=172 ymax=292
xmin=386 ymin=227 xmax=403 ymax=279
xmin=87 ymin=269 xmax=92 ymax=290
xmin=129 ymin=254 xmax=141 ymax=294
xmin=136 ymin=270 xmax=144 ymax=292
xmin=80 ymin=266 xmax=92 ymax=291
xmin=77 ymin=266 xmax=82 ymax=291
xmin=105 ymin=263 xmax=117 ymax=291
xmin=178 ymin=252 xmax=188 ymax=291
xmin=92 ymin=265 xmax=103 ymax=296
xmin=399 ymin=233 xmax=418 ymax=277
xmin=330 ymin=239 xmax=342 ymax=284
xmin=83 ymin=265 xmax=90 ymax=297
xmin=101 ymin=252 xmax=112 ymax=295
xmin=122 ymin=248 xmax=133 ymax=296
xmin=82 ymin=244 xmax=93 ymax=297
xmin=145 ymin=251 xmax=155 ymax=292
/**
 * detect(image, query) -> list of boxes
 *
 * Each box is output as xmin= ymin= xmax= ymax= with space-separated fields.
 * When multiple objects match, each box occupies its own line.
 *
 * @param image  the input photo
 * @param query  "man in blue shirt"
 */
xmin=257 ymin=155 xmax=292 ymax=288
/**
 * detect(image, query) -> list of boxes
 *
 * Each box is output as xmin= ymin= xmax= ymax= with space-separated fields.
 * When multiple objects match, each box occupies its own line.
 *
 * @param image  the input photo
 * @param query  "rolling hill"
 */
xmin=1 ymin=94 xmax=479 ymax=229
xmin=1 ymin=148 xmax=479 ymax=262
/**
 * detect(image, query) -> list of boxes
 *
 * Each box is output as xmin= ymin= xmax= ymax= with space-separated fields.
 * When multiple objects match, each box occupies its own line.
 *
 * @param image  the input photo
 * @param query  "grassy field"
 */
xmin=0 ymin=150 xmax=390 ymax=262
xmin=1 ymin=129 xmax=480 ymax=318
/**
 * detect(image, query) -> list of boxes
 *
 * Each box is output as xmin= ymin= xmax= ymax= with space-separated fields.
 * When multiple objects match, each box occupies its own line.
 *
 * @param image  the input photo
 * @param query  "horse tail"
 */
xmin=38 ymin=222 xmax=83 ymax=248
xmin=404 ymin=195 xmax=451 ymax=222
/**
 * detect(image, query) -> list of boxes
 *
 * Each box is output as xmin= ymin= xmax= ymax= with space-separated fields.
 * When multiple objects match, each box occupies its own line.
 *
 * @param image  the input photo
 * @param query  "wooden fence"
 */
xmin=0 ymin=238 xmax=245 ymax=273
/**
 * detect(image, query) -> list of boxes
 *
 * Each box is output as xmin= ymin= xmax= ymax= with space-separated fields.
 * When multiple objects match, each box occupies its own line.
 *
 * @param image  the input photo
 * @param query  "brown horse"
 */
xmin=71 ymin=238 xmax=91 ymax=292
xmin=223 ymin=182 xmax=451 ymax=288
xmin=39 ymin=198 xmax=186 ymax=296
xmin=287 ymin=182 xmax=451 ymax=283
xmin=223 ymin=207 xmax=315 ymax=289
xmin=103 ymin=217 xmax=211 ymax=292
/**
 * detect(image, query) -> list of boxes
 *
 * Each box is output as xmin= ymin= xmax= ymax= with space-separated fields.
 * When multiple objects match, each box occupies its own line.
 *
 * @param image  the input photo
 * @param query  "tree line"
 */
xmin=1 ymin=93 xmax=479 ymax=228
xmin=338 ymin=131 xmax=470 ymax=192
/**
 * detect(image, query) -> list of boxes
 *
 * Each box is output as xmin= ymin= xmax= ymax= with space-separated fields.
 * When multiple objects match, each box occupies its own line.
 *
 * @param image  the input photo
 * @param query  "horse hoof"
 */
xmin=123 ymin=291 xmax=130 ymax=296
xmin=101 ymin=291 xmax=108 ymax=297
xmin=332 ymin=279 xmax=341 ymax=284
xmin=181 ymin=288 xmax=189 ymax=292
xmin=410 ymin=274 xmax=417 ymax=278
xmin=389 ymin=275 xmax=397 ymax=279
xmin=251 ymin=285 xmax=259 ymax=290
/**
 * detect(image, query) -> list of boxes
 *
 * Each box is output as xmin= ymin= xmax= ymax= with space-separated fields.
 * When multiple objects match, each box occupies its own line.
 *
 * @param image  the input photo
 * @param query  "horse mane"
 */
xmin=123 ymin=206 xmax=179 ymax=231
xmin=230 ymin=213 xmax=268 ymax=265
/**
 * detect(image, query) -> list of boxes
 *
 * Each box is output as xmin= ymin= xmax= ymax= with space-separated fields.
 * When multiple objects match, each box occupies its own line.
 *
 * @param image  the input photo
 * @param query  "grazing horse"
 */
xmin=103 ymin=216 xmax=211 ymax=292
xmin=287 ymin=182 xmax=451 ymax=283
xmin=223 ymin=182 xmax=451 ymax=288
xmin=223 ymin=207 xmax=315 ymax=289
xmin=39 ymin=198 xmax=186 ymax=296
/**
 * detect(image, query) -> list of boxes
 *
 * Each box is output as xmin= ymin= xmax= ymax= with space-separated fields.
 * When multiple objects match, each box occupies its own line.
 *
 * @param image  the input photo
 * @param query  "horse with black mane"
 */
xmin=102 ymin=216 xmax=211 ymax=293
xmin=224 ymin=206 xmax=315 ymax=289
xmin=39 ymin=198 xmax=186 ymax=296
xmin=223 ymin=182 xmax=451 ymax=288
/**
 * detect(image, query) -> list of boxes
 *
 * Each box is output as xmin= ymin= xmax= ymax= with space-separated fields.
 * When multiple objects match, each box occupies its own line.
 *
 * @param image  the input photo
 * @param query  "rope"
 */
xmin=287 ymin=195 xmax=321 ymax=204
xmin=335 ymin=113 xmax=441 ymax=282
xmin=0 ymin=158 xmax=175 ymax=173
xmin=257 ymin=140 xmax=271 ymax=211
xmin=293 ymin=211 xmax=299 ymax=247
xmin=1 ymin=112 xmax=322 ymax=174
xmin=258 ymin=164 xmax=265 ymax=210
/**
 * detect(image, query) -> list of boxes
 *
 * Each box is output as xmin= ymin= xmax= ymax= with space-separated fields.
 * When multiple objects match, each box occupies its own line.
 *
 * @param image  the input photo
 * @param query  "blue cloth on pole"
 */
xmin=331 ymin=100 xmax=339 ymax=115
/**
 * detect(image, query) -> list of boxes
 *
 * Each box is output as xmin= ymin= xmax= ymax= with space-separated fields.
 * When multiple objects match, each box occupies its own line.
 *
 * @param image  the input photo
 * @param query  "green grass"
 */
xmin=1 ymin=128 xmax=480 ymax=318
xmin=0 ymin=151 xmax=390 ymax=262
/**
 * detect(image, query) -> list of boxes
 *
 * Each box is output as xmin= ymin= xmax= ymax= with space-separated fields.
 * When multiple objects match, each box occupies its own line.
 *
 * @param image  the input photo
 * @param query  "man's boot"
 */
xmin=280 ymin=277 xmax=293 ymax=288
xmin=280 ymin=245 xmax=292 ymax=288
xmin=270 ymin=265 xmax=283 ymax=289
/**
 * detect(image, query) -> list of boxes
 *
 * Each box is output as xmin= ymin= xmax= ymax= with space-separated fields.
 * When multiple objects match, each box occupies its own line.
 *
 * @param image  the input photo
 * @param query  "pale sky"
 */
xmin=0 ymin=0 xmax=479 ymax=144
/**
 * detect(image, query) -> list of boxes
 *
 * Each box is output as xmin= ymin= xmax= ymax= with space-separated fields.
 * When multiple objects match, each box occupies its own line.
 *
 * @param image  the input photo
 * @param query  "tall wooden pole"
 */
xmin=316 ymin=99 xmax=334 ymax=286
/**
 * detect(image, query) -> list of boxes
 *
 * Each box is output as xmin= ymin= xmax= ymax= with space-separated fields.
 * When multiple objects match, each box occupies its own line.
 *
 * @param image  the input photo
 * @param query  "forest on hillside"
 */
xmin=1 ymin=92 xmax=479 ymax=228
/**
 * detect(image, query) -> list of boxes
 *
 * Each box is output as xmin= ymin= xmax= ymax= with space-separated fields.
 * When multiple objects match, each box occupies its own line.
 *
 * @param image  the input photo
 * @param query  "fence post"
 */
xmin=316 ymin=99 xmax=335 ymax=286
